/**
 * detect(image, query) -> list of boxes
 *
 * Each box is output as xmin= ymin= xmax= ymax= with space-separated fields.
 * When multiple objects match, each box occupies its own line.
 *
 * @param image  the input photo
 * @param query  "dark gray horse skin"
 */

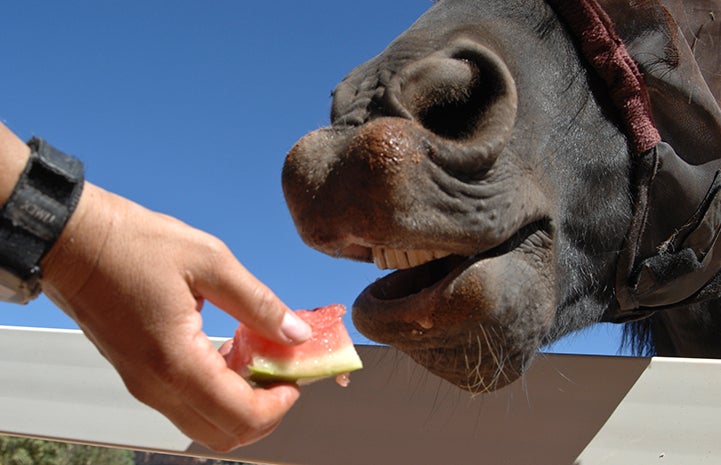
xmin=282 ymin=0 xmax=721 ymax=392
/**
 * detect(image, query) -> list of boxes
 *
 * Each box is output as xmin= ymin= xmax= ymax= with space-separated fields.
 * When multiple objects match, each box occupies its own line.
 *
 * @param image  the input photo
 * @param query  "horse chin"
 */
xmin=352 ymin=226 xmax=556 ymax=392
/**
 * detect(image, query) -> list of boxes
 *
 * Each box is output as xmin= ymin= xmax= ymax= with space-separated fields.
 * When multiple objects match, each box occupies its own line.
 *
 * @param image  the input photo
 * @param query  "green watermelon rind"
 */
xmin=247 ymin=344 xmax=363 ymax=385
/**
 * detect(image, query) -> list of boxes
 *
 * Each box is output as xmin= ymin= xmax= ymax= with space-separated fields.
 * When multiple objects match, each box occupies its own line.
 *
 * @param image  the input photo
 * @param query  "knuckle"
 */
xmin=203 ymin=419 xmax=271 ymax=452
xmin=205 ymin=438 xmax=242 ymax=453
xmin=230 ymin=425 xmax=270 ymax=448
xmin=229 ymin=405 xmax=282 ymax=445
xmin=251 ymin=285 xmax=276 ymax=315
xmin=122 ymin=375 xmax=150 ymax=403
xmin=202 ymin=235 xmax=231 ymax=262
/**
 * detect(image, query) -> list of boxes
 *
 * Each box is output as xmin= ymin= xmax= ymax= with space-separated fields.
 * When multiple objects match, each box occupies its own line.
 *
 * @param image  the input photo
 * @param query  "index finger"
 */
xmin=190 ymin=238 xmax=311 ymax=344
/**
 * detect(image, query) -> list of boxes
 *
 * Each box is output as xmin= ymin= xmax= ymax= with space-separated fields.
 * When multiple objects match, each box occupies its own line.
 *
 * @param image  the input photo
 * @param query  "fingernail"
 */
xmin=281 ymin=312 xmax=312 ymax=343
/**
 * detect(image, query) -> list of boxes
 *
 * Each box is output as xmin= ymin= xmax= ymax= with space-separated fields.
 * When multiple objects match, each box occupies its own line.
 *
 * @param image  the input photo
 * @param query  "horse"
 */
xmin=281 ymin=0 xmax=721 ymax=392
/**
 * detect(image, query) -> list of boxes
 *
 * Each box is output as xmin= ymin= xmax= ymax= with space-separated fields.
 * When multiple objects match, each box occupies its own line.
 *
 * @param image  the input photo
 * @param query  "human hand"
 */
xmin=40 ymin=183 xmax=312 ymax=451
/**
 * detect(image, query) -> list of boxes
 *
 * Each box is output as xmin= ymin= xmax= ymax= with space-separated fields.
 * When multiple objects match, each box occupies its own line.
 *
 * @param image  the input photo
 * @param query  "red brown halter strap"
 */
xmin=545 ymin=0 xmax=661 ymax=155
xmin=547 ymin=0 xmax=721 ymax=321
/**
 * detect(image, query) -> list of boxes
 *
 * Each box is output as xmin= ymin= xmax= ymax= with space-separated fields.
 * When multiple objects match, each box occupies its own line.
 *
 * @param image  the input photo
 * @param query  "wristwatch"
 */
xmin=0 ymin=138 xmax=84 ymax=304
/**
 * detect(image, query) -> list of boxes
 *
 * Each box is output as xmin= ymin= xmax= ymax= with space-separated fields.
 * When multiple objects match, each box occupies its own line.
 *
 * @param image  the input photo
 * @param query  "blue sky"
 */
xmin=0 ymin=1 xmax=629 ymax=356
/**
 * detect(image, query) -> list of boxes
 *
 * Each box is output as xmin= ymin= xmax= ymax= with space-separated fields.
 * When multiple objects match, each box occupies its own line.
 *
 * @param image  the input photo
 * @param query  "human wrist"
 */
xmin=0 ymin=135 xmax=85 ymax=303
xmin=40 ymin=182 xmax=116 ymax=306
xmin=0 ymin=123 xmax=31 ymax=205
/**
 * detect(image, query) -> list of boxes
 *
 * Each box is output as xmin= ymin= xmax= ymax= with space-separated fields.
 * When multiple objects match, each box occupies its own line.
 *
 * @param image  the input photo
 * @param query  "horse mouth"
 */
xmin=352 ymin=221 xmax=552 ymax=335
xmin=366 ymin=253 xmax=467 ymax=301
xmin=349 ymin=220 xmax=553 ymax=391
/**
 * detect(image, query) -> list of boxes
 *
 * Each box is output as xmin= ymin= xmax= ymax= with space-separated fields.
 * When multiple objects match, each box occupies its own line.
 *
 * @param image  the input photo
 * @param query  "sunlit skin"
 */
xmin=0 ymin=122 xmax=312 ymax=451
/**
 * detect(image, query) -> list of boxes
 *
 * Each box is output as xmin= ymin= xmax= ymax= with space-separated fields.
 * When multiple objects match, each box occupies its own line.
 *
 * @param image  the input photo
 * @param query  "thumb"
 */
xmin=193 ymin=243 xmax=312 ymax=344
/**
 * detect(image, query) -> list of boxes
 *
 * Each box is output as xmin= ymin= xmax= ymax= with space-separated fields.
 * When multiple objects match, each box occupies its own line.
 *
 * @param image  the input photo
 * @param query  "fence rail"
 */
xmin=1 ymin=326 xmax=719 ymax=465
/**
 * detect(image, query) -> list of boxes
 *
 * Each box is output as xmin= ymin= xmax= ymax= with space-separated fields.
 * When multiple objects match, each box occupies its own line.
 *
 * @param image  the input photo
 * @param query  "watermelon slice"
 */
xmin=227 ymin=304 xmax=363 ymax=386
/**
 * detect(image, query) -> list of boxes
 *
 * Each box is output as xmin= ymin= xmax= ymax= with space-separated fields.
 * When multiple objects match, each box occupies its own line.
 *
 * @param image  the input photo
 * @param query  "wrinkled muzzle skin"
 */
xmin=282 ymin=0 xmax=632 ymax=392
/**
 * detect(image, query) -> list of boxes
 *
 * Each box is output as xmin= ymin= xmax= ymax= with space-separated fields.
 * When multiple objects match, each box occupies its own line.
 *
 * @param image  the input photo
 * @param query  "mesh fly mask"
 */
xmin=547 ymin=0 xmax=721 ymax=322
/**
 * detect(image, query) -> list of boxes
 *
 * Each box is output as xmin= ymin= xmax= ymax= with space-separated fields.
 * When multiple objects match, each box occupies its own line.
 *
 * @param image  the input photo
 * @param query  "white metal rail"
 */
xmin=0 ymin=326 xmax=719 ymax=465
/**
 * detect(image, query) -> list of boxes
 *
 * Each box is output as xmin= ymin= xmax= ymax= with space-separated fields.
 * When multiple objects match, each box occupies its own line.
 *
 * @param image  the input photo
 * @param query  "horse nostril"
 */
xmin=387 ymin=40 xmax=518 ymax=176
xmin=395 ymin=47 xmax=513 ymax=142
xmin=409 ymin=57 xmax=485 ymax=140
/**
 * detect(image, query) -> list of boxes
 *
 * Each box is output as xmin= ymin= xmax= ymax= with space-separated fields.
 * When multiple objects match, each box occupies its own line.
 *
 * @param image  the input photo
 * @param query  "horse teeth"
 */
xmin=371 ymin=247 xmax=452 ymax=270
xmin=373 ymin=247 xmax=388 ymax=269
xmin=393 ymin=249 xmax=411 ymax=269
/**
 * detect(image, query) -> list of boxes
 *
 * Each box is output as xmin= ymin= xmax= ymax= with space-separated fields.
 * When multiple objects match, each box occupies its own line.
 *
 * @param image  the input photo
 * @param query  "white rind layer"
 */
xmin=249 ymin=344 xmax=363 ymax=381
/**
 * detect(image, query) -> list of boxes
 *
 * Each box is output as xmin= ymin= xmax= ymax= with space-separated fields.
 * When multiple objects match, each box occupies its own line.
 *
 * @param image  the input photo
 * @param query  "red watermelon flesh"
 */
xmin=227 ymin=304 xmax=363 ymax=386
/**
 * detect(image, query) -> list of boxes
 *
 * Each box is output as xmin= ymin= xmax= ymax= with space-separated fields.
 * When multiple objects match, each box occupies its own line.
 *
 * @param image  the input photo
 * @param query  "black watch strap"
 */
xmin=0 ymin=138 xmax=84 ymax=303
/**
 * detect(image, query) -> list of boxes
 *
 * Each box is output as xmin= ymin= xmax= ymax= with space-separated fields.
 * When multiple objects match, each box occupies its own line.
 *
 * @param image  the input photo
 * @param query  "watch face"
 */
xmin=0 ymin=267 xmax=40 ymax=304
